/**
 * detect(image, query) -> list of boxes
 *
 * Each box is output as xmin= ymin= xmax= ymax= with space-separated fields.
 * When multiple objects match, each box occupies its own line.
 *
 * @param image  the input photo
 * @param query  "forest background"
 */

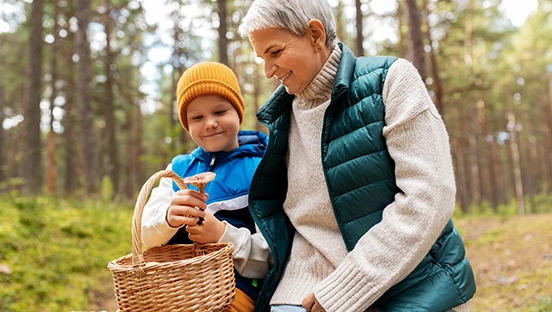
xmin=1 ymin=0 xmax=552 ymax=213
xmin=0 ymin=0 xmax=551 ymax=311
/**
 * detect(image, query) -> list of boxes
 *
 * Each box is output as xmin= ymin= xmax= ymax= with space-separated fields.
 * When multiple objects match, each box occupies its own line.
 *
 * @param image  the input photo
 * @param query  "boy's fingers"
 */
xmin=175 ymin=189 xmax=208 ymax=200
xmin=171 ymin=206 xmax=206 ymax=218
xmin=172 ymin=194 xmax=207 ymax=211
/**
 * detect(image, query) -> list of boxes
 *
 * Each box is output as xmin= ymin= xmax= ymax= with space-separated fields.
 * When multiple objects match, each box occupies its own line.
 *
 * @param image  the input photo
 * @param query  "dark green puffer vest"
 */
xmin=249 ymin=43 xmax=476 ymax=312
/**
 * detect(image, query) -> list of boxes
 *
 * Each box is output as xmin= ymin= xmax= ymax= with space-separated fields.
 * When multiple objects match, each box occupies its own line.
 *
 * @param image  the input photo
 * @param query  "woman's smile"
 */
xmin=276 ymin=71 xmax=292 ymax=84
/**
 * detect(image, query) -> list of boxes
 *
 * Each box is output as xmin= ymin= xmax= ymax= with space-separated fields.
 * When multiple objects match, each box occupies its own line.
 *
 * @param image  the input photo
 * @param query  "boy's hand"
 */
xmin=185 ymin=212 xmax=226 ymax=243
xmin=166 ymin=189 xmax=208 ymax=228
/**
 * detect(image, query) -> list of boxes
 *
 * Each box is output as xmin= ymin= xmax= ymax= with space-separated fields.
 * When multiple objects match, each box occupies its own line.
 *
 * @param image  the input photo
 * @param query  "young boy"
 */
xmin=141 ymin=62 xmax=272 ymax=312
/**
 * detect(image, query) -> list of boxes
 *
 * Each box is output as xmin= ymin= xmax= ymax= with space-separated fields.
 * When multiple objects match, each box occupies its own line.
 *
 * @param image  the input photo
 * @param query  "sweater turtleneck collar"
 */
xmin=295 ymin=44 xmax=342 ymax=106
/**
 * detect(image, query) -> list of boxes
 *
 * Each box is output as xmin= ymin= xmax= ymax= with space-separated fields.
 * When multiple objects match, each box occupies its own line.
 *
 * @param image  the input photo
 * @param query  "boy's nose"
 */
xmin=205 ymin=116 xmax=218 ymax=128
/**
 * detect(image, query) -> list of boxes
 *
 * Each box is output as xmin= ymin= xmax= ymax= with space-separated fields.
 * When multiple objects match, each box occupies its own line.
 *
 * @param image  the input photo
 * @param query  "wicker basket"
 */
xmin=107 ymin=169 xmax=236 ymax=311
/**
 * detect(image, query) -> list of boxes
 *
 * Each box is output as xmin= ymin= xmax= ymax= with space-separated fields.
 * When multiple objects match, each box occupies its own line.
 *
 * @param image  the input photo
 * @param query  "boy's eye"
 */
xmin=190 ymin=115 xmax=202 ymax=120
xmin=215 ymin=109 xmax=228 ymax=115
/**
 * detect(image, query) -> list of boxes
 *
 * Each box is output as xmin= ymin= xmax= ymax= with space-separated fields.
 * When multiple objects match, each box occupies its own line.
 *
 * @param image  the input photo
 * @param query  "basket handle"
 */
xmin=131 ymin=169 xmax=188 ymax=271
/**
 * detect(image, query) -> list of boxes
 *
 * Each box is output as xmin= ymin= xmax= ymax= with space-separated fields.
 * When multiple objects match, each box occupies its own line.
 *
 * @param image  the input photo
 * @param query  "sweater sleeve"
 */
xmin=141 ymin=163 xmax=180 ymax=248
xmin=313 ymin=58 xmax=456 ymax=311
xmin=219 ymin=223 xmax=274 ymax=279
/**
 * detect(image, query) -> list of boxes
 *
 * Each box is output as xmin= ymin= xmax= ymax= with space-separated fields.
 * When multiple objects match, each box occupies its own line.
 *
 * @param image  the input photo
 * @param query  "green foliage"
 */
xmin=0 ymin=196 xmax=133 ymax=311
xmin=100 ymin=176 xmax=114 ymax=201
xmin=529 ymin=296 xmax=552 ymax=312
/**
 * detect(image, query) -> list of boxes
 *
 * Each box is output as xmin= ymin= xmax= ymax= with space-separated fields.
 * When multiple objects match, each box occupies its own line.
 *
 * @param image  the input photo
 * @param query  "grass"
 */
xmin=0 ymin=195 xmax=551 ymax=311
xmin=0 ymin=196 xmax=133 ymax=311
xmin=454 ymin=213 xmax=552 ymax=311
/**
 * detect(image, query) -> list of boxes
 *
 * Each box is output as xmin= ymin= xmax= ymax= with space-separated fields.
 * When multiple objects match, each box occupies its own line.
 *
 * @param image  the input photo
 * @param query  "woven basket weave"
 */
xmin=107 ymin=169 xmax=236 ymax=311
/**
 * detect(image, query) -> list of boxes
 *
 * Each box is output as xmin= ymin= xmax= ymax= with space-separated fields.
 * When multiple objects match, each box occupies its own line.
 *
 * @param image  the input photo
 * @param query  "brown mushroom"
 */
xmin=182 ymin=172 xmax=216 ymax=225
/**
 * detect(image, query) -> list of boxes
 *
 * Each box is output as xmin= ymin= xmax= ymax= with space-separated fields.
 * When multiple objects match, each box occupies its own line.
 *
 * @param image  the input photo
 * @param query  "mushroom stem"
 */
xmin=182 ymin=172 xmax=216 ymax=225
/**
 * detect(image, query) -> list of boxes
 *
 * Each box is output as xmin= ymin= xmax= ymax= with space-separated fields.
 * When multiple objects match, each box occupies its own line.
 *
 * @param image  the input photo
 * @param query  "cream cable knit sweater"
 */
xmin=270 ymin=47 xmax=470 ymax=312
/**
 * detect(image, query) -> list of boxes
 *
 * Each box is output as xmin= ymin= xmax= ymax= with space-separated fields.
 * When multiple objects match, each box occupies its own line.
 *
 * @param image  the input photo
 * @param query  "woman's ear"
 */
xmin=307 ymin=19 xmax=326 ymax=49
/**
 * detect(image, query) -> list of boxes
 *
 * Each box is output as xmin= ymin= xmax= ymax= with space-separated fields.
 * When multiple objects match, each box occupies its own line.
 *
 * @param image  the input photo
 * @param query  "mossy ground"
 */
xmin=1 ymin=196 xmax=551 ymax=311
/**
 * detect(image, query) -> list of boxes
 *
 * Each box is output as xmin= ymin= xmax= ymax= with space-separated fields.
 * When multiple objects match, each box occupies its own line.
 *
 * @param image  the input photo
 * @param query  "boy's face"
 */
xmin=186 ymin=95 xmax=240 ymax=153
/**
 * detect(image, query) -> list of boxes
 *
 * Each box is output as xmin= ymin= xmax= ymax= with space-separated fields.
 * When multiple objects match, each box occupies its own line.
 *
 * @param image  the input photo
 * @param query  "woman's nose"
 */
xmin=264 ymin=62 xmax=277 ymax=79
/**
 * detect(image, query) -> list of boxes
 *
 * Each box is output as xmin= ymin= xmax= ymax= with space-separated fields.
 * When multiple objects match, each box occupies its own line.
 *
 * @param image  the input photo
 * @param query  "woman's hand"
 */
xmin=166 ymin=189 xmax=208 ymax=228
xmin=302 ymin=293 xmax=326 ymax=312
xmin=185 ymin=212 xmax=226 ymax=243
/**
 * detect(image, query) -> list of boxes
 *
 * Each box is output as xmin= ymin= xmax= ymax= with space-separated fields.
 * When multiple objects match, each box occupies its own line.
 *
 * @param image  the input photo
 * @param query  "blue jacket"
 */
xmin=249 ymin=44 xmax=476 ymax=311
xmin=168 ymin=130 xmax=268 ymax=301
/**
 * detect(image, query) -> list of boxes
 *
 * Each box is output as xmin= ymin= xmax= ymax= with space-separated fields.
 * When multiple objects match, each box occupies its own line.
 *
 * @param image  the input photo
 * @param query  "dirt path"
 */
xmin=455 ymin=213 xmax=552 ymax=311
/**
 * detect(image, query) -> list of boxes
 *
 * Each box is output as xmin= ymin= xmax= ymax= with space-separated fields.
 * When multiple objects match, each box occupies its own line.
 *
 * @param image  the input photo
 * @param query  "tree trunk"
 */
xmin=542 ymin=72 xmax=552 ymax=192
xmin=491 ymin=131 xmax=505 ymax=206
xmin=24 ymin=0 xmax=44 ymax=194
xmin=468 ymin=98 xmax=481 ymax=206
xmin=462 ymin=0 xmax=481 ymax=208
xmin=421 ymin=0 xmax=443 ymax=114
xmin=63 ymin=33 xmax=78 ymax=194
xmin=217 ymin=0 xmax=228 ymax=65
xmin=507 ymin=112 xmax=525 ymax=215
xmin=403 ymin=0 xmax=427 ymax=82
xmin=0 ymin=85 xmax=5 ymax=184
xmin=47 ymin=2 xmax=60 ymax=195
xmin=171 ymin=1 xmax=185 ymax=154
xmin=517 ymin=100 xmax=535 ymax=213
xmin=395 ymin=1 xmax=407 ymax=59
xmin=335 ymin=1 xmax=347 ymax=45
xmin=478 ymin=100 xmax=499 ymax=212
xmin=170 ymin=1 xmax=190 ymax=151
xmin=102 ymin=0 xmax=118 ymax=196
xmin=458 ymin=99 xmax=472 ymax=212
xmin=135 ymin=101 xmax=144 ymax=184
xmin=355 ymin=0 xmax=364 ymax=56
xmin=8 ymin=68 xmax=30 ymax=188
xmin=123 ymin=106 xmax=134 ymax=199
xmin=451 ymin=99 xmax=469 ymax=212
xmin=76 ymin=0 xmax=98 ymax=195
xmin=123 ymin=102 xmax=143 ymax=199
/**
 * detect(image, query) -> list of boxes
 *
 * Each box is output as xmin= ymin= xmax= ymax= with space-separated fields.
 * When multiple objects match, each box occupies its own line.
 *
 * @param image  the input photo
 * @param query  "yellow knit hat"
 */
xmin=176 ymin=62 xmax=245 ymax=131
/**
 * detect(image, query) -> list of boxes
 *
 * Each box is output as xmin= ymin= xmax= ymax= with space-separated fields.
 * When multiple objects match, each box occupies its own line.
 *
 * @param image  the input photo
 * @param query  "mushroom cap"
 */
xmin=182 ymin=172 xmax=216 ymax=187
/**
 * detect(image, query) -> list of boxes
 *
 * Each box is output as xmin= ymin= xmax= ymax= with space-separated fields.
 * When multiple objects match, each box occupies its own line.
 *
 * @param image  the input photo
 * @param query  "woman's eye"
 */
xmin=271 ymin=49 xmax=281 ymax=57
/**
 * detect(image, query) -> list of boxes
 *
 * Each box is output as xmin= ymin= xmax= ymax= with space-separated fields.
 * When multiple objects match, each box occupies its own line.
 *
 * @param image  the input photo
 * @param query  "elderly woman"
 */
xmin=238 ymin=1 xmax=476 ymax=312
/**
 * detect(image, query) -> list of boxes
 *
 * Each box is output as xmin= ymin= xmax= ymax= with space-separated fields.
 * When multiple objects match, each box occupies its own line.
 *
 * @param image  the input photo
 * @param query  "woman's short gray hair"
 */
xmin=238 ymin=0 xmax=337 ymax=48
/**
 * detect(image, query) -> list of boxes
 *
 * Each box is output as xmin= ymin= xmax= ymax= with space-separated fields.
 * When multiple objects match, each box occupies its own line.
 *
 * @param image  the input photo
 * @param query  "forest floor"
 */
xmin=93 ymin=214 xmax=552 ymax=311
xmin=3 ymin=197 xmax=550 ymax=311
xmin=455 ymin=213 xmax=552 ymax=311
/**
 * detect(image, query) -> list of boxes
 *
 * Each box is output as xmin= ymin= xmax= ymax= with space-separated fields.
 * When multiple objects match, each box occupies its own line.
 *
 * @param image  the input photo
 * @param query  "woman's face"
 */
xmin=249 ymin=27 xmax=325 ymax=95
xmin=186 ymin=95 xmax=240 ymax=153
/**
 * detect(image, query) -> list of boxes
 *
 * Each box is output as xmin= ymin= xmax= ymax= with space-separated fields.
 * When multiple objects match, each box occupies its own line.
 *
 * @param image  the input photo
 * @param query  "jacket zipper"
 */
xmin=209 ymin=154 xmax=216 ymax=171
